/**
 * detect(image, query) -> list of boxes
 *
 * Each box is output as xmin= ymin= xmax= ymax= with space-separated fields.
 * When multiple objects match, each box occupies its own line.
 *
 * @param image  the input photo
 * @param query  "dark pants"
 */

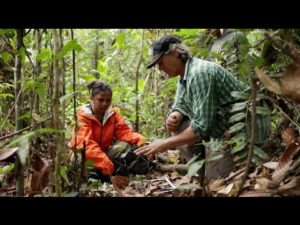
xmin=173 ymin=118 xmax=235 ymax=182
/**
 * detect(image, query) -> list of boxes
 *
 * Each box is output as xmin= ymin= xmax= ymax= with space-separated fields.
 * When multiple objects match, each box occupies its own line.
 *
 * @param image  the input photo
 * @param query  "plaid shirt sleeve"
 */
xmin=189 ymin=72 xmax=217 ymax=137
xmin=170 ymin=79 xmax=189 ymax=117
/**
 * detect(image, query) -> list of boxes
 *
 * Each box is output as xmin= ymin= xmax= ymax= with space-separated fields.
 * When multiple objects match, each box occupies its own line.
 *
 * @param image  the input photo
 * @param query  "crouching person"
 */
xmin=69 ymin=80 xmax=147 ymax=182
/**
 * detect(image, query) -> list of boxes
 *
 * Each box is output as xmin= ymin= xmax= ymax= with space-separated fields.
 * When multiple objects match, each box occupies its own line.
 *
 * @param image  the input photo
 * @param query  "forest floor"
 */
xmin=1 ymin=129 xmax=300 ymax=197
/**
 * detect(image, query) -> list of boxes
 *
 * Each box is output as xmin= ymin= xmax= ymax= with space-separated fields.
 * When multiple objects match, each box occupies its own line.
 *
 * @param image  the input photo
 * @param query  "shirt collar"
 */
xmin=179 ymin=57 xmax=192 ymax=87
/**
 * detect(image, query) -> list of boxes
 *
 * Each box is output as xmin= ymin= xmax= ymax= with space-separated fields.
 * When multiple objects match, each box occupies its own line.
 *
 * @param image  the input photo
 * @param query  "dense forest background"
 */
xmin=1 ymin=29 xmax=300 ymax=197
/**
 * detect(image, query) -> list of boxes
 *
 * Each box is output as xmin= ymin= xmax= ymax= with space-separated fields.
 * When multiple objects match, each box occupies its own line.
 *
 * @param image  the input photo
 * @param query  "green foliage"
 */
xmin=0 ymin=163 xmax=15 ymax=175
xmin=60 ymin=165 xmax=70 ymax=185
xmin=7 ymin=128 xmax=61 ymax=166
xmin=36 ymin=48 xmax=52 ymax=62
xmin=55 ymin=39 xmax=83 ymax=60
xmin=187 ymin=159 xmax=204 ymax=177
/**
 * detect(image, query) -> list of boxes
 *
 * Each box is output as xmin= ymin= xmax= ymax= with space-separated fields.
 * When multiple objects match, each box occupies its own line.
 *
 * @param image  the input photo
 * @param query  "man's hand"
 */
xmin=166 ymin=111 xmax=183 ymax=132
xmin=134 ymin=140 xmax=168 ymax=157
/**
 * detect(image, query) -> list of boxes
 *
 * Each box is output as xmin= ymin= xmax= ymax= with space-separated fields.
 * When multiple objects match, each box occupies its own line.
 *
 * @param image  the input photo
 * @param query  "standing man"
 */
xmin=135 ymin=35 xmax=245 ymax=181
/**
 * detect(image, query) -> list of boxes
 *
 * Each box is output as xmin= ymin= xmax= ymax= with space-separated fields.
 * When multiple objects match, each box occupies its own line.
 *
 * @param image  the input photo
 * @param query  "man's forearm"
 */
xmin=163 ymin=125 xmax=199 ymax=150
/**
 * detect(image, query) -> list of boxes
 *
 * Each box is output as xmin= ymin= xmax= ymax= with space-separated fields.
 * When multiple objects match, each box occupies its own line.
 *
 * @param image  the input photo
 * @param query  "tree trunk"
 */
xmin=14 ymin=29 xmax=25 ymax=196
xmin=134 ymin=30 xmax=145 ymax=132
xmin=52 ymin=29 xmax=65 ymax=197
xmin=34 ymin=29 xmax=42 ymax=115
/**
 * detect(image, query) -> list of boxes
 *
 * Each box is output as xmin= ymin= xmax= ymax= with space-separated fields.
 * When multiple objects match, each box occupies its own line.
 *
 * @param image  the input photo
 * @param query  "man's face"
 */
xmin=156 ymin=51 xmax=180 ymax=78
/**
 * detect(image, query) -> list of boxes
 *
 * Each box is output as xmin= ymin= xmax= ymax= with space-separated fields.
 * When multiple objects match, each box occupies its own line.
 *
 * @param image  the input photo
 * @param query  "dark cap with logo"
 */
xmin=146 ymin=35 xmax=181 ymax=69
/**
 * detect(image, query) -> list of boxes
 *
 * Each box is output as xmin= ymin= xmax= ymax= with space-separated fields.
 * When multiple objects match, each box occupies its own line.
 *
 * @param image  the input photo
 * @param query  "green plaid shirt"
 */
xmin=171 ymin=57 xmax=244 ymax=138
xmin=171 ymin=57 xmax=270 ymax=143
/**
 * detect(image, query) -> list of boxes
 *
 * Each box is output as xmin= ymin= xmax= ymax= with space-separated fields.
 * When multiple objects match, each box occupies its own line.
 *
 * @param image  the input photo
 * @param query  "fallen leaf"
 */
xmin=209 ymin=179 xmax=225 ymax=192
xmin=273 ymin=142 xmax=300 ymax=181
xmin=262 ymin=162 xmax=278 ymax=170
xmin=281 ymin=127 xmax=296 ymax=145
xmin=31 ymin=156 xmax=50 ymax=192
xmin=217 ymin=183 xmax=234 ymax=195
xmin=277 ymin=176 xmax=300 ymax=196
xmin=111 ymin=176 xmax=129 ymax=190
xmin=254 ymin=177 xmax=272 ymax=191
xmin=32 ymin=112 xmax=43 ymax=122
xmin=239 ymin=190 xmax=274 ymax=197
xmin=0 ymin=147 xmax=18 ymax=161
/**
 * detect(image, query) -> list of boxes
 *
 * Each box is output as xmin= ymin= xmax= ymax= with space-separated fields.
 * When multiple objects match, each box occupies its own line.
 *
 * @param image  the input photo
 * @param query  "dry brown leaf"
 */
xmin=145 ymin=185 xmax=159 ymax=196
xmin=111 ymin=176 xmax=129 ymax=190
xmin=224 ymin=167 xmax=246 ymax=182
xmin=281 ymin=63 xmax=300 ymax=104
xmin=281 ymin=127 xmax=297 ymax=145
xmin=254 ymin=177 xmax=272 ymax=191
xmin=209 ymin=179 xmax=225 ymax=192
xmin=277 ymin=176 xmax=300 ymax=196
xmin=239 ymin=190 xmax=274 ymax=197
xmin=173 ymin=175 xmax=191 ymax=187
xmin=32 ymin=112 xmax=43 ymax=122
xmin=273 ymin=142 xmax=300 ymax=181
xmin=31 ymin=156 xmax=50 ymax=192
xmin=248 ymin=166 xmax=263 ymax=179
xmin=262 ymin=162 xmax=278 ymax=170
xmin=0 ymin=147 xmax=18 ymax=161
xmin=254 ymin=67 xmax=282 ymax=95
xmin=217 ymin=183 xmax=234 ymax=195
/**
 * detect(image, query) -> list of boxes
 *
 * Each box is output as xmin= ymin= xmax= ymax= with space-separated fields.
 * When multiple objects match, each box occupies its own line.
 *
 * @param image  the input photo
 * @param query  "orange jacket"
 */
xmin=70 ymin=104 xmax=145 ymax=176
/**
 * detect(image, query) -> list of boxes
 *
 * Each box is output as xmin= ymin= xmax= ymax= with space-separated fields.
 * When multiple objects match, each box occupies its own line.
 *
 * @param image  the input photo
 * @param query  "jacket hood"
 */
xmin=78 ymin=104 xmax=115 ymax=125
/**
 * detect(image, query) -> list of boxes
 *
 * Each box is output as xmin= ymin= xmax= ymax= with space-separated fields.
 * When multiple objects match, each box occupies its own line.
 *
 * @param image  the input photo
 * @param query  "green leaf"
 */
xmin=37 ymin=84 xmax=46 ymax=103
xmin=251 ymin=155 xmax=261 ymax=165
xmin=0 ymin=163 xmax=15 ymax=175
xmin=59 ymin=91 xmax=81 ymax=104
xmin=186 ymin=154 xmax=201 ymax=167
xmin=231 ymin=132 xmax=246 ymax=142
xmin=1 ymin=52 xmax=12 ymax=63
xmin=187 ymin=160 xmax=204 ymax=177
xmin=229 ymin=112 xmax=246 ymax=123
xmin=25 ymin=79 xmax=37 ymax=91
xmin=0 ymin=29 xmax=15 ymax=36
xmin=256 ymin=94 xmax=267 ymax=102
xmin=60 ymin=166 xmax=70 ymax=183
xmin=231 ymin=140 xmax=247 ymax=154
xmin=36 ymin=48 xmax=52 ymax=62
xmin=17 ymin=138 xmax=30 ymax=166
xmin=256 ymin=106 xmax=270 ymax=115
xmin=85 ymin=160 xmax=94 ymax=169
xmin=116 ymin=32 xmax=126 ymax=48
xmin=55 ymin=39 xmax=83 ymax=60
xmin=229 ymin=122 xmax=245 ymax=134
xmin=64 ymin=191 xmax=79 ymax=197
xmin=231 ymin=91 xmax=250 ymax=100
xmin=63 ymin=39 xmax=83 ymax=52
xmin=0 ymin=93 xmax=14 ymax=99
xmin=253 ymin=146 xmax=269 ymax=160
xmin=230 ymin=102 xmax=247 ymax=113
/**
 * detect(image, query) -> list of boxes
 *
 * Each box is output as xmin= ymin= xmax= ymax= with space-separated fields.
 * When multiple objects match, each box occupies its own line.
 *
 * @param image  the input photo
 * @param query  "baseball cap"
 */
xmin=146 ymin=35 xmax=182 ymax=69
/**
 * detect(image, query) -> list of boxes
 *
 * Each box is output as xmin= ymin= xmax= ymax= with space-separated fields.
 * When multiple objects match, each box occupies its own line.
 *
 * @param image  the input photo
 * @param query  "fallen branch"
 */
xmin=155 ymin=164 xmax=188 ymax=174
xmin=164 ymin=175 xmax=176 ymax=189
xmin=0 ymin=117 xmax=50 ymax=142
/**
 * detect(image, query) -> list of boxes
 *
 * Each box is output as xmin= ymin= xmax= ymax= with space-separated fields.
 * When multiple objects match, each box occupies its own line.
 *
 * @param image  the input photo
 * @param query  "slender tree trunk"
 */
xmin=34 ymin=29 xmax=42 ymax=114
xmin=52 ymin=29 xmax=65 ymax=197
xmin=14 ymin=29 xmax=25 ymax=196
xmin=135 ymin=30 xmax=145 ymax=132
xmin=71 ymin=29 xmax=80 ymax=189
xmin=154 ymin=69 xmax=158 ymax=137
xmin=93 ymin=30 xmax=100 ymax=79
